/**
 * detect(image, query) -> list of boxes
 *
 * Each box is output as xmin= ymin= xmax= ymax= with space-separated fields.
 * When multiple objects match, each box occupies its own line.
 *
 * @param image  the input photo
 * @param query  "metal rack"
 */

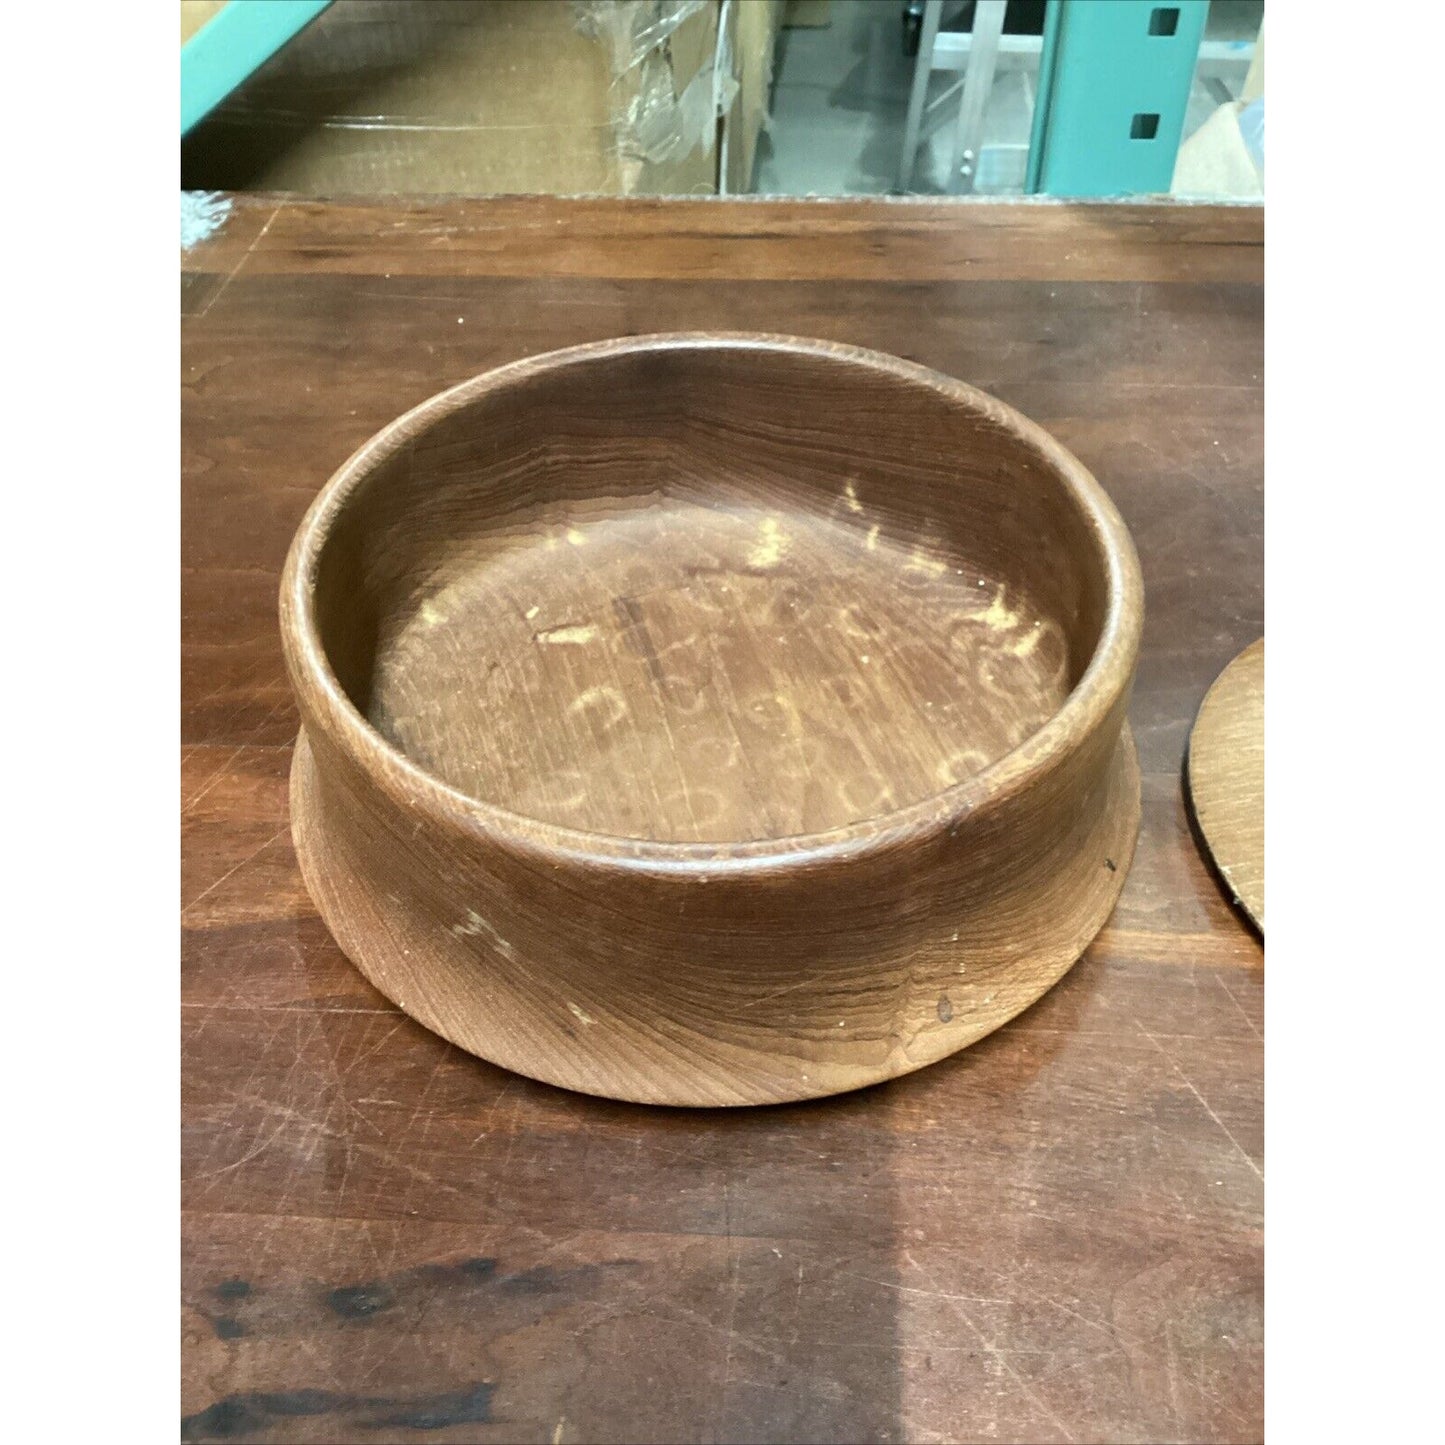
xmin=898 ymin=0 xmax=1256 ymax=196
xmin=181 ymin=0 xmax=333 ymax=135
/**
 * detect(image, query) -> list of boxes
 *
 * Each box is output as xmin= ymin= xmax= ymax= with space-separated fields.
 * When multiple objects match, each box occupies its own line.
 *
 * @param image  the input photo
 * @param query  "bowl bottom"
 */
xmin=370 ymin=498 xmax=1073 ymax=843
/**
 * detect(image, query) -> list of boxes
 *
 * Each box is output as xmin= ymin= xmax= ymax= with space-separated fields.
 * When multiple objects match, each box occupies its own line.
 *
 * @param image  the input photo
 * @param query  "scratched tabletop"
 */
xmin=182 ymin=196 xmax=1263 ymax=1445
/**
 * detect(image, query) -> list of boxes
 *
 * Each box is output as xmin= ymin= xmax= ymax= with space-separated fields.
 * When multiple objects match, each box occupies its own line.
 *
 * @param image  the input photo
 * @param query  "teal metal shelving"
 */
xmin=1028 ymin=0 xmax=1209 ymax=197
xmin=181 ymin=0 xmax=333 ymax=135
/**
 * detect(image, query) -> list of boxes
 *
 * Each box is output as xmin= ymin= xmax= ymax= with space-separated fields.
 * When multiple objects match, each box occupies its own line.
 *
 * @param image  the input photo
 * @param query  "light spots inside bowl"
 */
xmin=371 ymin=501 xmax=1076 ymax=844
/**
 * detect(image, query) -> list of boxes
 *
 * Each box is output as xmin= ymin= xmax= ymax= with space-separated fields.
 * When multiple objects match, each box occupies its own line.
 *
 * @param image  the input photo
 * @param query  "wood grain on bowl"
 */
xmin=280 ymin=334 xmax=1144 ymax=1105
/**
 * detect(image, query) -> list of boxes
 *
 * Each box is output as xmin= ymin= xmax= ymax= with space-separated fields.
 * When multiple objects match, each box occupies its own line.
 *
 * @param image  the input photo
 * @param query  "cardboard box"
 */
xmin=182 ymin=0 xmax=780 ymax=196
xmin=181 ymin=0 xmax=228 ymax=44
xmin=726 ymin=0 xmax=782 ymax=193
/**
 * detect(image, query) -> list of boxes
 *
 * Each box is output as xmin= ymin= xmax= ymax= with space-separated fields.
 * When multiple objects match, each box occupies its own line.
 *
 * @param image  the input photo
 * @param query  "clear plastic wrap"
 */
xmin=575 ymin=0 xmax=737 ymax=173
xmin=182 ymin=1 xmax=777 ymax=197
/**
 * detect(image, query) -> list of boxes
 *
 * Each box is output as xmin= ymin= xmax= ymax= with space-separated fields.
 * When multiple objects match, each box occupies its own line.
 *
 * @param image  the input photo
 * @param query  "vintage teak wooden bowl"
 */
xmin=281 ymin=334 xmax=1143 ymax=1105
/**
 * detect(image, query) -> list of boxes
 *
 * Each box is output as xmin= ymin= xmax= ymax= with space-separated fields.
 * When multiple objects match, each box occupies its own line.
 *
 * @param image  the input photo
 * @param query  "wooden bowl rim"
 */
xmin=280 ymin=332 xmax=1143 ymax=875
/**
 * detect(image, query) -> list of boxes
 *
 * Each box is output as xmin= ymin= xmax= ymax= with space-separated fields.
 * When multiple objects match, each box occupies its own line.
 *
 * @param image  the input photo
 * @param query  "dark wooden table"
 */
xmin=183 ymin=196 xmax=1263 ymax=1445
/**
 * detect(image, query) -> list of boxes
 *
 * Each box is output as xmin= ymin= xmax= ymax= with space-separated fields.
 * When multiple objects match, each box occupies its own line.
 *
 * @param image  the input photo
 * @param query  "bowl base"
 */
xmin=289 ymin=725 xmax=1139 ymax=1106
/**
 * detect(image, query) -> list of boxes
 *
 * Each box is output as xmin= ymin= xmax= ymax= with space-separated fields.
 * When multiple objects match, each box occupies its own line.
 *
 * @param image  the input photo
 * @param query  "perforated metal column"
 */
xmin=1027 ymin=0 xmax=1208 ymax=197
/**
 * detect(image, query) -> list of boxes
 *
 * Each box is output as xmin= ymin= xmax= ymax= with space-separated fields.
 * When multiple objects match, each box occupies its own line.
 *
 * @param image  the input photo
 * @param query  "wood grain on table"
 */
xmin=182 ymin=196 xmax=1263 ymax=1445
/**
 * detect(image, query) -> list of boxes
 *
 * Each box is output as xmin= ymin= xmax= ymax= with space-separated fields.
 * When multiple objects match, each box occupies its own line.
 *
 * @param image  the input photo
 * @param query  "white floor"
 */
xmin=753 ymin=0 xmax=1263 ymax=197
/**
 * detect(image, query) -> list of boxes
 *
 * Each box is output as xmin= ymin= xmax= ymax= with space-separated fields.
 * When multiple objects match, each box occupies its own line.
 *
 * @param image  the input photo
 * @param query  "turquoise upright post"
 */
xmin=181 ymin=0 xmax=334 ymax=135
xmin=1028 ymin=0 xmax=1208 ymax=197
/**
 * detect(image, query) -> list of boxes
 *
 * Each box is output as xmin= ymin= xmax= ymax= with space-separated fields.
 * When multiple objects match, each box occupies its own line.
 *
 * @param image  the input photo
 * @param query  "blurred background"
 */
xmin=182 ymin=0 xmax=1263 ymax=205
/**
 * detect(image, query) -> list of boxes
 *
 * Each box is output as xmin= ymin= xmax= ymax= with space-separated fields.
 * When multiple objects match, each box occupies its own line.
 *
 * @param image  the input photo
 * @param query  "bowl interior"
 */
xmin=310 ymin=341 xmax=1112 ymax=844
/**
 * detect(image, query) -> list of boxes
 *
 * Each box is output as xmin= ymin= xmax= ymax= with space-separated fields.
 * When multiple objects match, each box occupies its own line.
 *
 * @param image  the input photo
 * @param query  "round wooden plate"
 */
xmin=1186 ymin=639 xmax=1264 ymax=931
